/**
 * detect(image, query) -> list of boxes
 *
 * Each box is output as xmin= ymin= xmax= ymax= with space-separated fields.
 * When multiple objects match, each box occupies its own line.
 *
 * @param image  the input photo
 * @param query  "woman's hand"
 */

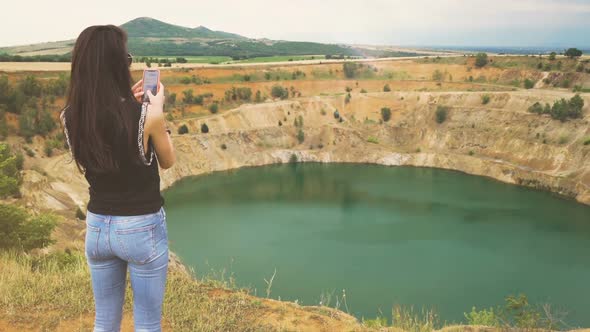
xmin=132 ymin=79 xmax=143 ymax=102
xmin=146 ymin=82 xmax=165 ymax=109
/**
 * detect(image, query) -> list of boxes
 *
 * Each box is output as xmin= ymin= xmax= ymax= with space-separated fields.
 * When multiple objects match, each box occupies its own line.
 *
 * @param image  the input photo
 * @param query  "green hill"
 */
xmin=0 ymin=17 xmax=364 ymax=60
xmin=121 ymin=17 xmax=246 ymax=40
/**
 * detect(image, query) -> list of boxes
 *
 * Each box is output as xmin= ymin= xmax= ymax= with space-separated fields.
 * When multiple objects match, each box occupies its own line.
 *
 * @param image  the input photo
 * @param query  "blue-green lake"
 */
xmin=163 ymin=163 xmax=590 ymax=326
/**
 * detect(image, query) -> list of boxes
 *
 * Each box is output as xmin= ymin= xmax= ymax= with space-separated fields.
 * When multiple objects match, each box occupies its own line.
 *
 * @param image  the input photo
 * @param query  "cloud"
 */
xmin=0 ymin=0 xmax=588 ymax=47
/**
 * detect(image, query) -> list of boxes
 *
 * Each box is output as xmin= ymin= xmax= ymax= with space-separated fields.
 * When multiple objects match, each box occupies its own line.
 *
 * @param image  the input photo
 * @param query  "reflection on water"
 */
xmin=164 ymin=163 xmax=590 ymax=325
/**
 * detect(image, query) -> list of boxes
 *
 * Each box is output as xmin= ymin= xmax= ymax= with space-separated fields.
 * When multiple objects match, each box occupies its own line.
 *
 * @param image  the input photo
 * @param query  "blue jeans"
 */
xmin=85 ymin=207 xmax=168 ymax=332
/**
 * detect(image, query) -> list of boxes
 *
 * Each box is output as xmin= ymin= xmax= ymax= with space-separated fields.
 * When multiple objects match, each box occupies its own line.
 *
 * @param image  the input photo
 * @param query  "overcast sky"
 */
xmin=1 ymin=0 xmax=589 ymax=48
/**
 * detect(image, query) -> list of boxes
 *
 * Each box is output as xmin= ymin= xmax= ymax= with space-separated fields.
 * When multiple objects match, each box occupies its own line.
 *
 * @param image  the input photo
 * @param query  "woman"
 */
xmin=60 ymin=25 xmax=175 ymax=332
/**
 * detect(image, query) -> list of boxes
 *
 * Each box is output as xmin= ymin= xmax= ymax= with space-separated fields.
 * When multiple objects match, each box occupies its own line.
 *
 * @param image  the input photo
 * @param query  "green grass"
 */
xmin=232 ymin=55 xmax=322 ymax=63
xmin=0 ymin=250 xmax=262 ymax=331
xmin=141 ymin=55 xmax=323 ymax=65
xmin=141 ymin=55 xmax=232 ymax=64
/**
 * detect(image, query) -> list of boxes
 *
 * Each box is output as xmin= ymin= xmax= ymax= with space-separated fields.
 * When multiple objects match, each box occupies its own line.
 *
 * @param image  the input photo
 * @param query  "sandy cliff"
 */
xmin=21 ymin=90 xmax=590 ymax=212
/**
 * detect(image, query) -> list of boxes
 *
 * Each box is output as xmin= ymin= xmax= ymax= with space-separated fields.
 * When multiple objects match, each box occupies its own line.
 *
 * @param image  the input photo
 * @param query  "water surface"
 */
xmin=164 ymin=163 xmax=590 ymax=325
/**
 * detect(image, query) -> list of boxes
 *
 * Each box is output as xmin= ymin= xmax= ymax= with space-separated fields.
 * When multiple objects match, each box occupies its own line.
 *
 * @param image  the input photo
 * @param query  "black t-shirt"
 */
xmin=61 ymin=100 xmax=164 ymax=216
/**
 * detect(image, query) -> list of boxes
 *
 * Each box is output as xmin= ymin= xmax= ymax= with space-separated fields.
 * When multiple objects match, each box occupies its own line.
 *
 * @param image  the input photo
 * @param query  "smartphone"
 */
xmin=142 ymin=69 xmax=160 ymax=102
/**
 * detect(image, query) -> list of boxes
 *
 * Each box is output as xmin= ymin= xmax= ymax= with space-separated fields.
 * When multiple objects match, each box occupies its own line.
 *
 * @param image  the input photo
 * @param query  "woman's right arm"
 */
xmin=145 ymin=83 xmax=176 ymax=169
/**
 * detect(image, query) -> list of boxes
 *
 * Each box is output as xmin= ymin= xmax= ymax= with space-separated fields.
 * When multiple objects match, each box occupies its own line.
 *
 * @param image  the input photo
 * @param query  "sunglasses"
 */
xmin=127 ymin=53 xmax=133 ymax=66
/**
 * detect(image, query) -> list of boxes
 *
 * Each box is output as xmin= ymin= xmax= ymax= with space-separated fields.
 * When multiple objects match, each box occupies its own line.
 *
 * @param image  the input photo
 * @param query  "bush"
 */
xmin=294 ymin=115 xmax=304 ymax=128
xmin=289 ymin=153 xmax=298 ymax=163
xmin=75 ymin=207 xmax=86 ymax=220
xmin=432 ymin=69 xmax=444 ymax=81
xmin=481 ymin=95 xmax=490 ymax=105
xmin=475 ymin=53 xmax=488 ymax=68
xmin=296 ymin=129 xmax=304 ymax=143
xmin=270 ymin=85 xmax=289 ymax=99
xmin=333 ymin=110 xmax=340 ymax=119
xmin=0 ymin=203 xmax=57 ymax=251
xmin=182 ymin=89 xmax=194 ymax=104
xmin=564 ymin=48 xmax=582 ymax=58
xmin=209 ymin=103 xmax=219 ymax=114
xmin=200 ymin=123 xmax=209 ymax=134
xmin=0 ymin=144 xmax=21 ymax=198
xmin=529 ymin=94 xmax=584 ymax=121
xmin=550 ymin=94 xmax=584 ymax=121
xmin=178 ymin=124 xmax=189 ymax=135
xmin=345 ymin=93 xmax=351 ymax=104
xmin=360 ymin=89 xmax=367 ymax=93
xmin=583 ymin=137 xmax=590 ymax=146
xmin=577 ymin=63 xmax=585 ymax=72
xmin=343 ymin=62 xmax=360 ymax=78
xmin=167 ymin=93 xmax=177 ymax=105
xmin=524 ymin=79 xmax=535 ymax=89
xmin=220 ymin=143 xmax=227 ymax=150
xmin=464 ymin=307 xmax=499 ymax=326
xmin=383 ymin=84 xmax=391 ymax=92
xmin=435 ymin=106 xmax=448 ymax=124
xmin=548 ymin=52 xmax=557 ymax=60
xmin=367 ymin=136 xmax=378 ymax=144
xmin=381 ymin=107 xmax=392 ymax=122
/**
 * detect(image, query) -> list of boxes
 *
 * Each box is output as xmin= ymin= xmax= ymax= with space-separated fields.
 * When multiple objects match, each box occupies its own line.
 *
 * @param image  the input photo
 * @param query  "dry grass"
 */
xmin=0 ymin=250 xmax=265 ymax=331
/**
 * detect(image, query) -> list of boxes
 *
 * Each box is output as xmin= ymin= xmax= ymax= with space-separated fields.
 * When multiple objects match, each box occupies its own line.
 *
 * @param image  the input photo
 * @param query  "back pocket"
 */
xmin=85 ymin=224 xmax=103 ymax=259
xmin=115 ymin=224 xmax=157 ymax=264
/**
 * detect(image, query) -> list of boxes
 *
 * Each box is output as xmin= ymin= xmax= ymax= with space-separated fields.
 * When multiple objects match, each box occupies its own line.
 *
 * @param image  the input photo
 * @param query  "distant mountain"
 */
xmin=0 ymin=17 xmax=367 ymax=59
xmin=121 ymin=17 xmax=246 ymax=40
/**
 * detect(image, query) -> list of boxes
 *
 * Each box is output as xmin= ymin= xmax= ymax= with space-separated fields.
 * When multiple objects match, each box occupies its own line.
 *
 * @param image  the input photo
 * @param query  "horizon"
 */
xmin=1 ymin=0 xmax=590 ymax=49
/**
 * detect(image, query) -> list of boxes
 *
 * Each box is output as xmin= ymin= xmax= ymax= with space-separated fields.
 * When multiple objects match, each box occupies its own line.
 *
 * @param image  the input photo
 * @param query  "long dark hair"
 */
xmin=64 ymin=25 xmax=139 ymax=173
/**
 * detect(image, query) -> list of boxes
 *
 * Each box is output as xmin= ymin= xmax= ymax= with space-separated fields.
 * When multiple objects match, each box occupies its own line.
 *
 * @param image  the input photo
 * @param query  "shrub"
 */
xmin=577 ymin=63 xmax=585 ymax=72
xmin=527 ymin=102 xmax=544 ymax=114
xmin=524 ymin=79 xmax=535 ymax=89
xmin=432 ymin=69 xmax=444 ymax=81
xmin=167 ymin=92 xmax=177 ymax=105
xmin=182 ymin=89 xmax=194 ymax=104
xmin=360 ymin=89 xmax=367 ymax=93
xmin=200 ymin=123 xmax=209 ymax=134
xmin=209 ymin=103 xmax=219 ymax=114
xmin=294 ymin=115 xmax=303 ymax=128
xmin=220 ymin=143 xmax=227 ymax=150
xmin=180 ymin=76 xmax=191 ymax=84
xmin=481 ymin=95 xmax=490 ymax=105
xmin=343 ymin=62 xmax=360 ymax=78
xmin=270 ymin=85 xmax=289 ymax=99
xmin=475 ymin=53 xmax=488 ymax=68
xmin=381 ymin=107 xmax=392 ymax=122
xmin=464 ymin=307 xmax=499 ymax=327
xmin=178 ymin=124 xmax=189 ymax=135
xmin=550 ymin=94 xmax=584 ymax=121
xmin=0 ymin=144 xmax=21 ymax=198
xmin=289 ymin=153 xmax=298 ymax=163
xmin=345 ymin=93 xmax=351 ymax=104
xmin=296 ymin=129 xmax=305 ymax=143
xmin=367 ymin=136 xmax=378 ymax=144
xmin=255 ymin=90 xmax=262 ymax=102
xmin=333 ymin=110 xmax=340 ymax=119
xmin=24 ymin=146 xmax=35 ymax=157
xmin=583 ymin=137 xmax=590 ymax=146
xmin=435 ymin=106 xmax=448 ymax=124
xmin=548 ymin=52 xmax=556 ymax=60
xmin=383 ymin=84 xmax=391 ymax=92
xmin=15 ymin=152 xmax=24 ymax=171
xmin=44 ymin=141 xmax=53 ymax=157
xmin=0 ymin=203 xmax=57 ymax=251
xmin=564 ymin=48 xmax=582 ymax=58
xmin=75 ymin=207 xmax=86 ymax=220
